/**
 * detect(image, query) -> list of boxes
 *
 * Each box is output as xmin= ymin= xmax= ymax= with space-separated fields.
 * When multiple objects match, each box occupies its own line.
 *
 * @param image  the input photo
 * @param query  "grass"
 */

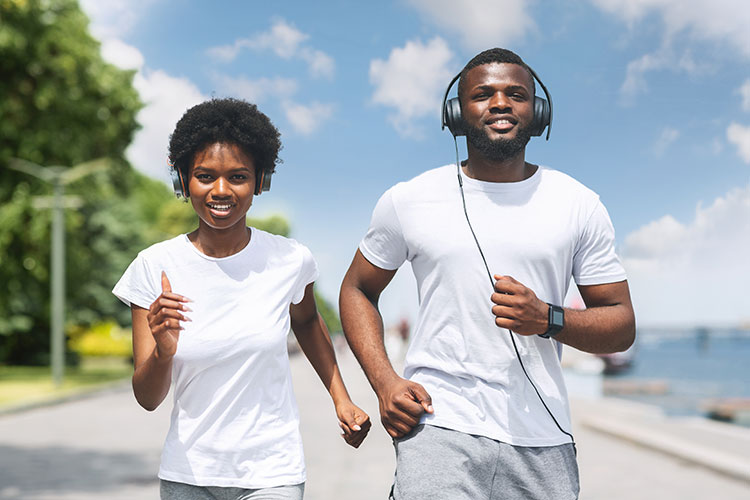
xmin=0 ymin=357 xmax=132 ymax=409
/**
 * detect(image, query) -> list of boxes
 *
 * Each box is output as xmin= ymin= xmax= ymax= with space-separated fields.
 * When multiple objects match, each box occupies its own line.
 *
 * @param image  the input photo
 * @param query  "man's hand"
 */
xmin=377 ymin=376 xmax=433 ymax=438
xmin=146 ymin=271 xmax=191 ymax=360
xmin=335 ymin=400 xmax=372 ymax=448
xmin=490 ymin=275 xmax=548 ymax=336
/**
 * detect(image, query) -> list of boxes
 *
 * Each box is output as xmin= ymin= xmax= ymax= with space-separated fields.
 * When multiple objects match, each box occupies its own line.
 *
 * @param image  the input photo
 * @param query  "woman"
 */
xmin=113 ymin=98 xmax=370 ymax=500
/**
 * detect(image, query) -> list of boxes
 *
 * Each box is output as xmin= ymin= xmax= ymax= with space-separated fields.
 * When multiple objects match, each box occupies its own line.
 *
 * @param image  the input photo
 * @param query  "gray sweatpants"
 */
xmin=391 ymin=424 xmax=579 ymax=500
xmin=160 ymin=480 xmax=304 ymax=500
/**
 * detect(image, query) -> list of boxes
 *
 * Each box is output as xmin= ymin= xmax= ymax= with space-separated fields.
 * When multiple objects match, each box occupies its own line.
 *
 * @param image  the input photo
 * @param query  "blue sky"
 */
xmin=81 ymin=0 xmax=750 ymax=328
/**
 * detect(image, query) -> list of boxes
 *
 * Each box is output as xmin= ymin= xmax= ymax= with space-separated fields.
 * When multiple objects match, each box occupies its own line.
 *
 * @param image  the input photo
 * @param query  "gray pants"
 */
xmin=391 ymin=424 xmax=579 ymax=500
xmin=160 ymin=480 xmax=304 ymax=500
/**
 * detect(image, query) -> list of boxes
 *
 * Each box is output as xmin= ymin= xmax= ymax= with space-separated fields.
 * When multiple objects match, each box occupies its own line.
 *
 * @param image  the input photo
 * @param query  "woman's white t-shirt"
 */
xmin=113 ymin=228 xmax=318 ymax=488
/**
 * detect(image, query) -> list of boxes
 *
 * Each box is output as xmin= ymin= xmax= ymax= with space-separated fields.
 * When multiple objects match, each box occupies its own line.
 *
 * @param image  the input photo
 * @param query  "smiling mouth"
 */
xmin=486 ymin=117 xmax=517 ymax=131
xmin=206 ymin=201 xmax=234 ymax=217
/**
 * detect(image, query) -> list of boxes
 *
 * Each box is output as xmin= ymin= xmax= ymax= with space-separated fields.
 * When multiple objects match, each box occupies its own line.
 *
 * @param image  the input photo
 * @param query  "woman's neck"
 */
xmin=188 ymin=221 xmax=251 ymax=258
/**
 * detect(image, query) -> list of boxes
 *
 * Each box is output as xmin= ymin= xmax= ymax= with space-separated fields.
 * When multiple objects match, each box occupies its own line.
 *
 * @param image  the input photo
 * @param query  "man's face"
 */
xmin=460 ymin=62 xmax=535 ymax=161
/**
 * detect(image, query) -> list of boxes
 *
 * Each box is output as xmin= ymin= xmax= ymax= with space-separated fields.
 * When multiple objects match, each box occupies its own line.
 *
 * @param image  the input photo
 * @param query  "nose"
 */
xmin=212 ymin=176 xmax=231 ymax=197
xmin=488 ymin=92 xmax=511 ymax=112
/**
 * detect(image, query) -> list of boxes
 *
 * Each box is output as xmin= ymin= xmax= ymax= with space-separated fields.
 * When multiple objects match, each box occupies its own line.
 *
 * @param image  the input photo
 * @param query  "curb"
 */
xmin=577 ymin=398 xmax=750 ymax=485
xmin=0 ymin=379 xmax=131 ymax=417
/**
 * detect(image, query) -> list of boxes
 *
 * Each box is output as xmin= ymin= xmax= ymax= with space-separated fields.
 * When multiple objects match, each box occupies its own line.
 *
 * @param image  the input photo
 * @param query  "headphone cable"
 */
xmin=453 ymin=137 xmax=576 ymax=450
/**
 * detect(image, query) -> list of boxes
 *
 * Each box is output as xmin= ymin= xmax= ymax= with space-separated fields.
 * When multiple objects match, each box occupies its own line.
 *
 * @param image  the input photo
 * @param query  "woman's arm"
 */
xmin=131 ymin=272 xmax=191 ymax=411
xmin=290 ymin=282 xmax=371 ymax=448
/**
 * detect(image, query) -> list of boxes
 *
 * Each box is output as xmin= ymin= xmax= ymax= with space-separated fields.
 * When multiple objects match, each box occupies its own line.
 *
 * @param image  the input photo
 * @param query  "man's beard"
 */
xmin=466 ymin=122 xmax=532 ymax=161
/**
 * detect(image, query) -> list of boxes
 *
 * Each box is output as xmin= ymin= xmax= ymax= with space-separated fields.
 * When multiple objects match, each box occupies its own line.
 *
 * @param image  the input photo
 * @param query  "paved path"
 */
xmin=1 ymin=347 xmax=750 ymax=499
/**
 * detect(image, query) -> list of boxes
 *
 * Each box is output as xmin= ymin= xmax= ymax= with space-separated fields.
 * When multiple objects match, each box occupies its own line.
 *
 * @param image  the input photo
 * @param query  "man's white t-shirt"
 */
xmin=360 ymin=165 xmax=626 ymax=447
xmin=113 ymin=228 xmax=318 ymax=488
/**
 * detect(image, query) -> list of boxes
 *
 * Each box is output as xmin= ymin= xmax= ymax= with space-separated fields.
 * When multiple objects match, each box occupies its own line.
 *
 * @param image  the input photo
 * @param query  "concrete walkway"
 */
xmin=1 ymin=348 xmax=749 ymax=499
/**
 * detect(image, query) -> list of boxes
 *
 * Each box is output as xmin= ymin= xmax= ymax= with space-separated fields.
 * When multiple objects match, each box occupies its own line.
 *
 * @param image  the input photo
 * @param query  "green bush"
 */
xmin=68 ymin=321 xmax=132 ymax=358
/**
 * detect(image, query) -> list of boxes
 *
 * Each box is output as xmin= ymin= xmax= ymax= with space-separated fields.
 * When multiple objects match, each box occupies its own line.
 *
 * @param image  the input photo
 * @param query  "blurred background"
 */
xmin=1 ymin=0 xmax=749 ymax=498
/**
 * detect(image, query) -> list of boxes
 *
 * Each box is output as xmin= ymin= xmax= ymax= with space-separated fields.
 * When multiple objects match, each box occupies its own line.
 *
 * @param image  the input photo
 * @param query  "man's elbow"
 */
xmin=612 ymin=316 xmax=636 ymax=353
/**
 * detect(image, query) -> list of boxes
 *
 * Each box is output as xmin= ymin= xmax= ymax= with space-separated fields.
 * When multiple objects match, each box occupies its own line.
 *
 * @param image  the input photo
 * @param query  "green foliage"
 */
xmin=0 ymin=0 xmax=342 ymax=363
xmin=68 ymin=321 xmax=132 ymax=358
xmin=315 ymin=289 xmax=342 ymax=334
xmin=0 ymin=0 xmax=143 ymax=364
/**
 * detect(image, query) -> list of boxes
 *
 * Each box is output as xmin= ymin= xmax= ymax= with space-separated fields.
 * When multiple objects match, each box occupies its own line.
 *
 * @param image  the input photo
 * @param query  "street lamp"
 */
xmin=9 ymin=158 xmax=108 ymax=387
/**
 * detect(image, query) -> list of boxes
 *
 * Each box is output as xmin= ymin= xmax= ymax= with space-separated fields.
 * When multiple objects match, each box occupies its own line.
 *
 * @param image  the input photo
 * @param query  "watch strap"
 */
xmin=539 ymin=303 xmax=564 ymax=339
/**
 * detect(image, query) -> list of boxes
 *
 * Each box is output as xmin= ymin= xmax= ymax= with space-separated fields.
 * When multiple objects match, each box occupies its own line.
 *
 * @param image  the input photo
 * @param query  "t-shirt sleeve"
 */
xmin=291 ymin=244 xmax=319 ymax=305
xmin=572 ymin=199 xmax=628 ymax=285
xmin=112 ymin=253 xmax=160 ymax=309
xmin=358 ymin=188 xmax=408 ymax=270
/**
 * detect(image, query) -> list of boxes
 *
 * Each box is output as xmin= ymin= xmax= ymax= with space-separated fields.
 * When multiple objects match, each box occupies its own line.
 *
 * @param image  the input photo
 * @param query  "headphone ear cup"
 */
xmin=170 ymin=166 xmax=188 ymax=198
xmin=254 ymin=169 xmax=272 ymax=195
xmin=532 ymin=96 xmax=550 ymax=137
xmin=444 ymin=97 xmax=467 ymax=137
xmin=254 ymin=170 xmax=264 ymax=195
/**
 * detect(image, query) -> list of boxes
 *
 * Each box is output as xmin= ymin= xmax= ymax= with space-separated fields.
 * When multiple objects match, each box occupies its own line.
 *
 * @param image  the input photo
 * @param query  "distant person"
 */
xmin=340 ymin=48 xmax=635 ymax=499
xmin=113 ymin=98 xmax=370 ymax=500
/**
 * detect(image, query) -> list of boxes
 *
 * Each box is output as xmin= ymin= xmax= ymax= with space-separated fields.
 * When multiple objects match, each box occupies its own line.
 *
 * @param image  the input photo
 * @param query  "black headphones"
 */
xmin=441 ymin=64 xmax=553 ymax=140
xmin=170 ymin=163 xmax=272 ymax=199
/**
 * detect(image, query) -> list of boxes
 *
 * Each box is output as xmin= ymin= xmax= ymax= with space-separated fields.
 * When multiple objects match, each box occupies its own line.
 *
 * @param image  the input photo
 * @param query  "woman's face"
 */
xmin=188 ymin=142 xmax=256 ymax=231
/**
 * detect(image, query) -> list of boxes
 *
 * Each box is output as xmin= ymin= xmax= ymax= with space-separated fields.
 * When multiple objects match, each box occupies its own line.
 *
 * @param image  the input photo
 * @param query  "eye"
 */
xmin=195 ymin=173 xmax=213 ymax=181
xmin=230 ymin=174 xmax=249 ymax=181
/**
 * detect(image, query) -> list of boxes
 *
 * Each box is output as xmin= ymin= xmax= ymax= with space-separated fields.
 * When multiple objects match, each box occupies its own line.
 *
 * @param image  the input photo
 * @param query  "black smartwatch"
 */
xmin=539 ymin=303 xmax=564 ymax=339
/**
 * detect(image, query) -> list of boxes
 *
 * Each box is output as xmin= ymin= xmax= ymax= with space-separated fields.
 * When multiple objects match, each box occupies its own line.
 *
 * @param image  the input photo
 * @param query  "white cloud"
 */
xmin=128 ymin=70 xmax=207 ymax=184
xmin=210 ymin=73 xmax=298 ymax=103
xmin=590 ymin=0 xmax=750 ymax=57
xmin=590 ymin=0 xmax=750 ymax=99
xmin=653 ymin=127 xmax=680 ymax=155
xmin=281 ymin=101 xmax=335 ymax=135
xmin=80 ymin=0 xmax=159 ymax=39
xmin=727 ymin=123 xmax=750 ymax=163
xmin=739 ymin=80 xmax=750 ymax=112
xmin=206 ymin=19 xmax=335 ymax=79
xmin=80 ymin=1 xmax=205 ymax=184
xmin=407 ymin=0 xmax=535 ymax=51
xmin=369 ymin=37 xmax=455 ymax=138
xmin=620 ymin=45 xmax=707 ymax=101
xmin=621 ymin=185 xmax=750 ymax=327
xmin=100 ymin=39 xmax=144 ymax=70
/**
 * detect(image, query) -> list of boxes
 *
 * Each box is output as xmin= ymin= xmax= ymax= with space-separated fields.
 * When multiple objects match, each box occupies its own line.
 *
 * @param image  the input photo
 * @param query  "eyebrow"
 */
xmin=192 ymin=165 xmax=253 ymax=172
xmin=472 ymin=84 xmax=530 ymax=94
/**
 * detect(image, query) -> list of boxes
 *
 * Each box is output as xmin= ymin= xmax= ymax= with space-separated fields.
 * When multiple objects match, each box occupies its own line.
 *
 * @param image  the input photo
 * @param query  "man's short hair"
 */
xmin=168 ymin=98 xmax=282 ymax=179
xmin=457 ymin=48 xmax=535 ymax=103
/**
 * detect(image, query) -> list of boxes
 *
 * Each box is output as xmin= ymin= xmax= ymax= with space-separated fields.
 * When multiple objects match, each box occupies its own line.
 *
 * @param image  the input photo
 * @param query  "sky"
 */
xmin=80 ymin=0 xmax=750 ymax=329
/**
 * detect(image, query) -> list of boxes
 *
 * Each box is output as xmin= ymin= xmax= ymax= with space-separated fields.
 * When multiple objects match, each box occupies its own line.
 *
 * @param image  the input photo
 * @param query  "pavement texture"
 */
xmin=1 ymin=346 xmax=749 ymax=499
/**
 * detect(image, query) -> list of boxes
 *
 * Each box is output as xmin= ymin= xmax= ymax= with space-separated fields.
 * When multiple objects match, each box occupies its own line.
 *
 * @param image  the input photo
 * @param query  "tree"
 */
xmin=0 ymin=0 xmax=143 ymax=363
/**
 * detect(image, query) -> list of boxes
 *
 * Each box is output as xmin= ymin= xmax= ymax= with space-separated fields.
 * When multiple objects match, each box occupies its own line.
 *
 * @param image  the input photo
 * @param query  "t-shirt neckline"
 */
xmin=458 ymin=164 xmax=543 ymax=193
xmin=181 ymin=228 xmax=256 ymax=261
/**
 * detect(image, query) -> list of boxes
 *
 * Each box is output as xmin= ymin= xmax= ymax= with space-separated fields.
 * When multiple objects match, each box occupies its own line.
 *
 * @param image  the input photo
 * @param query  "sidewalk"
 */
xmin=1 ymin=347 xmax=749 ymax=499
xmin=572 ymin=395 xmax=750 ymax=484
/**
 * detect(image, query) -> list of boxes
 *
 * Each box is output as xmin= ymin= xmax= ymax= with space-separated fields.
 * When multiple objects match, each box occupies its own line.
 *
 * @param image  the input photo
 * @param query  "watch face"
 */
xmin=551 ymin=309 xmax=564 ymax=326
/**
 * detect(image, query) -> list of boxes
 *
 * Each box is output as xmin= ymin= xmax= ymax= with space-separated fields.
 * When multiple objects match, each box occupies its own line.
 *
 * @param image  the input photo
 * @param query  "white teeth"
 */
xmin=209 ymin=203 xmax=231 ymax=210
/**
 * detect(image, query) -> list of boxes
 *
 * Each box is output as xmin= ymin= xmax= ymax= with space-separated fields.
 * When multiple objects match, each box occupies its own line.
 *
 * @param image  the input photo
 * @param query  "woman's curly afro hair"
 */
xmin=168 ymin=98 xmax=282 ymax=178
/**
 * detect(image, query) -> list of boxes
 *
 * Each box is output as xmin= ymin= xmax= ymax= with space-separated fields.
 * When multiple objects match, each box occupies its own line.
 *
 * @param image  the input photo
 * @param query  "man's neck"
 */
xmin=462 ymin=146 xmax=535 ymax=183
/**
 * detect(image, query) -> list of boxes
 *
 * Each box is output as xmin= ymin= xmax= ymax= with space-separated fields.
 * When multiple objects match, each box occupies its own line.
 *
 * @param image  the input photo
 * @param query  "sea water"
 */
xmin=609 ymin=328 xmax=750 ymax=422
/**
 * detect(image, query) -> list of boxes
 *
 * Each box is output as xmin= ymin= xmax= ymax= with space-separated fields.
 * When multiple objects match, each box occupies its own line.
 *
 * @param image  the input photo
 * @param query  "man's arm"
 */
xmin=340 ymin=250 xmax=433 ymax=438
xmin=491 ymin=276 xmax=635 ymax=354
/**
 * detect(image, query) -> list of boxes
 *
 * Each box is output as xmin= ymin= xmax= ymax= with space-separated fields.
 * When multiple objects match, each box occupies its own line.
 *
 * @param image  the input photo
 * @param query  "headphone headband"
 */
xmin=441 ymin=63 xmax=553 ymax=140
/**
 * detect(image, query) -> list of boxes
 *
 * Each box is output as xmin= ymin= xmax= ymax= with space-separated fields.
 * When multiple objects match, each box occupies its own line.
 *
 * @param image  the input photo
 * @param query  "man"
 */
xmin=340 ymin=48 xmax=635 ymax=499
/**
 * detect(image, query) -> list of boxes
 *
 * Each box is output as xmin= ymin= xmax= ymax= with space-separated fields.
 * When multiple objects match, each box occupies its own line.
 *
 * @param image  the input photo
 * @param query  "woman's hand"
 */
xmin=146 ymin=271 xmax=191 ymax=360
xmin=335 ymin=400 xmax=372 ymax=448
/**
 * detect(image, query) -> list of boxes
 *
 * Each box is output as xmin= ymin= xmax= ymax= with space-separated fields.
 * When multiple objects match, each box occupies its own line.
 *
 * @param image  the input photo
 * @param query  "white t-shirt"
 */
xmin=112 ymin=228 xmax=318 ymax=488
xmin=360 ymin=165 xmax=626 ymax=447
